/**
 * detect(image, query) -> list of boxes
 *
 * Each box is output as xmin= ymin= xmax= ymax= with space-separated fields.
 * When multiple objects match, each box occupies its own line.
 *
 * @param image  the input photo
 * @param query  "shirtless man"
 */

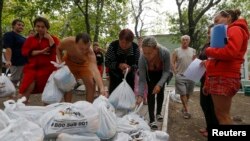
xmin=57 ymin=33 xmax=108 ymax=103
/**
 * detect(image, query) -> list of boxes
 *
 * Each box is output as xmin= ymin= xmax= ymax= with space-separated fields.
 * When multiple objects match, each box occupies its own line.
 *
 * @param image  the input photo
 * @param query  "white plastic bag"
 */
xmin=0 ymin=110 xmax=10 ymax=131
xmin=93 ymin=95 xmax=117 ymax=139
xmin=56 ymin=133 xmax=100 ymax=141
xmin=51 ymin=61 xmax=76 ymax=92
xmin=112 ymin=132 xmax=132 ymax=141
xmin=140 ymin=130 xmax=169 ymax=141
xmin=0 ymin=74 xmax=16 ymax=97
xmin=169 ymin=90 xmax=181 ymax=103
xmin=3 ymin=97 xmax=47 ymax=124
xmin=116 ymin=102 xmax=150 ymax=134
xmin=109 ymin=68 xmax=136 ymax=110
xmin=39 ymin=101 xmax=99 ymax=138
xmin=42 ymin=71 xmax=64 ymax=104
xmin=0 ymin=118 xmax=44 ymax=141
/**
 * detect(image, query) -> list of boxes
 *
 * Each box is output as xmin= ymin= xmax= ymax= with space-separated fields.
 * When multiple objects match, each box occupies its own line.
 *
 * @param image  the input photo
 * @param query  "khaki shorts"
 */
xmin=10 ymin=66 xmax=24 ymax=82
xmin=175 ymin=74 xmax=195 ymax=95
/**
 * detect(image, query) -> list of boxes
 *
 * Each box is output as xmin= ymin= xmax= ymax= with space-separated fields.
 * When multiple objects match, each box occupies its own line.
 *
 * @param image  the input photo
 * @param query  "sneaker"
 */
xmin=156 ymin=114 xmax=163 ymax=122
xmin=149 ymin=121 xmax=158 ymax=130
xmin=183 ymin=112 xmax=191 ymax=119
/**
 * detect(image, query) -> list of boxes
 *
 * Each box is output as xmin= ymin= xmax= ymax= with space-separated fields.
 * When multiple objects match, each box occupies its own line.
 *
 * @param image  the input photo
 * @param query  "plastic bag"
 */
xmin=116 ymin=102 xmax=150 ymax=134
xmin=51 ymin=61 xmax=76 ymax=92
xmin=56 ymin=133 xmax=100 ymax=141
xmin=3 ymin=97 xmax=47 ymax=124
xmin=169 ymin=90 xmax=181 ymax=103
xmin=112 ymin=132 xmax=132 ymax=141
xmin=0 ymin=118 xmax=44 ymax=141
xmin=39 ymin=101 xmax=99 ymax=138
xmin=93 ymin=95 xmax=117 ymax=139
xmin=0 ymin=110 xmax=10 ymax=131
xmin=140 ymin=130 xmax=169 ymax=141
xmin=109 ymin=68 xmax=136 ymax=110
xmin=42 ymin=71 xmax=64 ymax=104
xmin=0 ymin=74 xmax=16 ymax=97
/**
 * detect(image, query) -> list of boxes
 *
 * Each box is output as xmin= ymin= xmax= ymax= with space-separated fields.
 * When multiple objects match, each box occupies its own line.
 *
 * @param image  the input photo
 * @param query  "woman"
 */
xmin=204 ymin=9 xmax=249 ymax=124
xmin=199 ymin=24 xmax=218 ymax=137
xmin=136 ymin=36 xmax=171 ymax=130
xmin=18 ymin=17 xmax=60 ymax=103
xmin=105 ymin=29 xmax=140 ymax=94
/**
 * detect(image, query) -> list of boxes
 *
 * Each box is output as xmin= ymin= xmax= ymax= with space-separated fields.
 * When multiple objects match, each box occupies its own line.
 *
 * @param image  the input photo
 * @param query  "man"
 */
xmin=172 ymin=35 xmax=196 ymax=119
xmin=57 ymin=33 xmax=108 ymax=103
xmin=3 ymin=19 xmax=27 ymax=87
xmin=105 ymin=28 xmax=140 ymax=94
xmin=93 ymin=42 xmax=104 ymax=77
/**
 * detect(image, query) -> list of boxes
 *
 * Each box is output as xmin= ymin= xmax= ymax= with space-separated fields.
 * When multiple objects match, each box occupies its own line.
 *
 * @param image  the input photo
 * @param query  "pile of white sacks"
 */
xmin=0 ymin=66 xmax=169 ymax=141
xmin=0 ymin=95 xmax=169 ymax=141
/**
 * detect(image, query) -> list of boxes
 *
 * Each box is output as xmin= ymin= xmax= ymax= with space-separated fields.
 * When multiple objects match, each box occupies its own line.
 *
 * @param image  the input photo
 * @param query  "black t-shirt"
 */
xmin=3 ymin=31 xmax=27 ymax=66
xmin=94 ymin=51 xmax=104 ymax=65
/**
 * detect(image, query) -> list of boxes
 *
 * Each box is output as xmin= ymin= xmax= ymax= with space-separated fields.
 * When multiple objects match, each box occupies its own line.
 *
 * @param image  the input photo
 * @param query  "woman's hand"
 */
xmin=5 ymin=61 xmax=12 ymax=68
xmin=200 ymin=60 xmax=207 ymax=67
xmin=119 ymin=63 xmax=131 ymax=74
xmin=152 ymin=85 xmax=161 ymax=95
xmin=100 ymin=90 xmax=109 ymax=98
xmin=136 ymin=95 xmax=143 ymax=105
xmin=41 ymin=47 xmax=50 ymax=55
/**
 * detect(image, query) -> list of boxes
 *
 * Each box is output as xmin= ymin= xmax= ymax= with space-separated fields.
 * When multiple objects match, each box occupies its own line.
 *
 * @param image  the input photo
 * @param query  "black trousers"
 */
xmin=147 ymin=71 xmax=165 ymax=123
xmin=200 ymin=78 xmax=219 ymax=128
xmin=108 ymin=70 xmax=134 ymax=94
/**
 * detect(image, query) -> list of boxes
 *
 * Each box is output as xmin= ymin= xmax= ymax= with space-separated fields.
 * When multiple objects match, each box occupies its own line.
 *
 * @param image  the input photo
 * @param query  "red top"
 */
xmin=205 ymin=19 xmax=249 ymax=78
xmin=19 ymin=34 xmax=60 ymax=94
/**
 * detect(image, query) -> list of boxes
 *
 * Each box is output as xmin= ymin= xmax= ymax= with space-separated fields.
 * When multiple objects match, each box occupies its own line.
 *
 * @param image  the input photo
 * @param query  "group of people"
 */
xmin=2 ymin=8 xmax=249 ymax=133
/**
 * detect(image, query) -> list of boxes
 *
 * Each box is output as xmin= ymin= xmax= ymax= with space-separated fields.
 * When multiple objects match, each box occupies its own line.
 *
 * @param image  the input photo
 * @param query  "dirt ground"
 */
xmin=167 ymin=90 xmax=250 ymax=141
xmin=0 ymin=89 xmax=250 ymax=141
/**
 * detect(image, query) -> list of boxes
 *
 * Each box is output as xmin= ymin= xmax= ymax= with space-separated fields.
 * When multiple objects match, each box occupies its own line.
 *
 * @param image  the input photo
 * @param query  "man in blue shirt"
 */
xmin=3 ymin=19 xmax=27 ymax=87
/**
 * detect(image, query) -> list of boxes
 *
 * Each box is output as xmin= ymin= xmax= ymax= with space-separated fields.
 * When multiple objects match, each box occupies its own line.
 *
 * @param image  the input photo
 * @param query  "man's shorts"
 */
xmin=175 ymin=74 xmax=195 ymax=95
xmin=10 ymin=66 xmax=24 ymax=82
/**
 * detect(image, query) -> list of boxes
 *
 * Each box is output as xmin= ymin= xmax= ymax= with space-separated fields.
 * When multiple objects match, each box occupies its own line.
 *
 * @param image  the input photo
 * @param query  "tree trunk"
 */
xmin=84 ymin=0 xmax=90 ymax=34
xmin=93 ymin=0 xmax=104 ymax=42
xmin=75 ymin=0 xmax=91 ymax=35
xmin=0 ymin=0 xmax=4 ymax=74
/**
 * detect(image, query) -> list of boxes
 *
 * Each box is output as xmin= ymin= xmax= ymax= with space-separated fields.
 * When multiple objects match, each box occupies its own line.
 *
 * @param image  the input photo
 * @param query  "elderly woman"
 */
xmin=136 ymin=36 xmax=171 ymax=130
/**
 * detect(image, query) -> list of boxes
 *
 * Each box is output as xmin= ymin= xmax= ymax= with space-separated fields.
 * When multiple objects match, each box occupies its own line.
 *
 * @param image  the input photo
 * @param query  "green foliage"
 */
xmin=167 ymin=0 xmax=222 ymax=50
xmin=2 ymin=0 xmax=129 ymax=49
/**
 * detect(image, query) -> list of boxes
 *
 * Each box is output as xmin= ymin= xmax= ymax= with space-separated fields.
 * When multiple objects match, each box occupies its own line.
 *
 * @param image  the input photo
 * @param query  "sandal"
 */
xmin=183 ymin=112 xmax=191 ymax=119
xmin=156 ymin=114 xmax=163 ymax=122
xmin=149 ymin=121 xmax=158 ymax=130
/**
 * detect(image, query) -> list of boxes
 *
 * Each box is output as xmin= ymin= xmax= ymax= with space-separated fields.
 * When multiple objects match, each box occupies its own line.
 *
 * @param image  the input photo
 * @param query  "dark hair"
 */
xmin=75 ymin=32 xmax=92 ymax=43
xmin=208 ymin=24 xmax=214 ymax=29
xmin=93 ymin=42 xmax=99 ymax=46
xmin=12 ymin=19 xmax=24 ymax=27
xmin=33 ymin=17 xmax=50 ymax=29
xmin=119 ymin=28 xmax=134 ymax=42
xmin=29 ymin=29 xmax=35 ymax=33
xmin=219 ymin=9 xmax=241 ymax=23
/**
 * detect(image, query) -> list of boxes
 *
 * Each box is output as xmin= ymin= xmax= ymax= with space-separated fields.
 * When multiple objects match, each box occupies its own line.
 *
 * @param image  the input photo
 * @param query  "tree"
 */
xmin=130 ymin=0 xmax=163 ymax=38
xmin=168 ymin=0 xmax=222 ymax=49
xmin=0 ymin=0 xmax=3 ymax=74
